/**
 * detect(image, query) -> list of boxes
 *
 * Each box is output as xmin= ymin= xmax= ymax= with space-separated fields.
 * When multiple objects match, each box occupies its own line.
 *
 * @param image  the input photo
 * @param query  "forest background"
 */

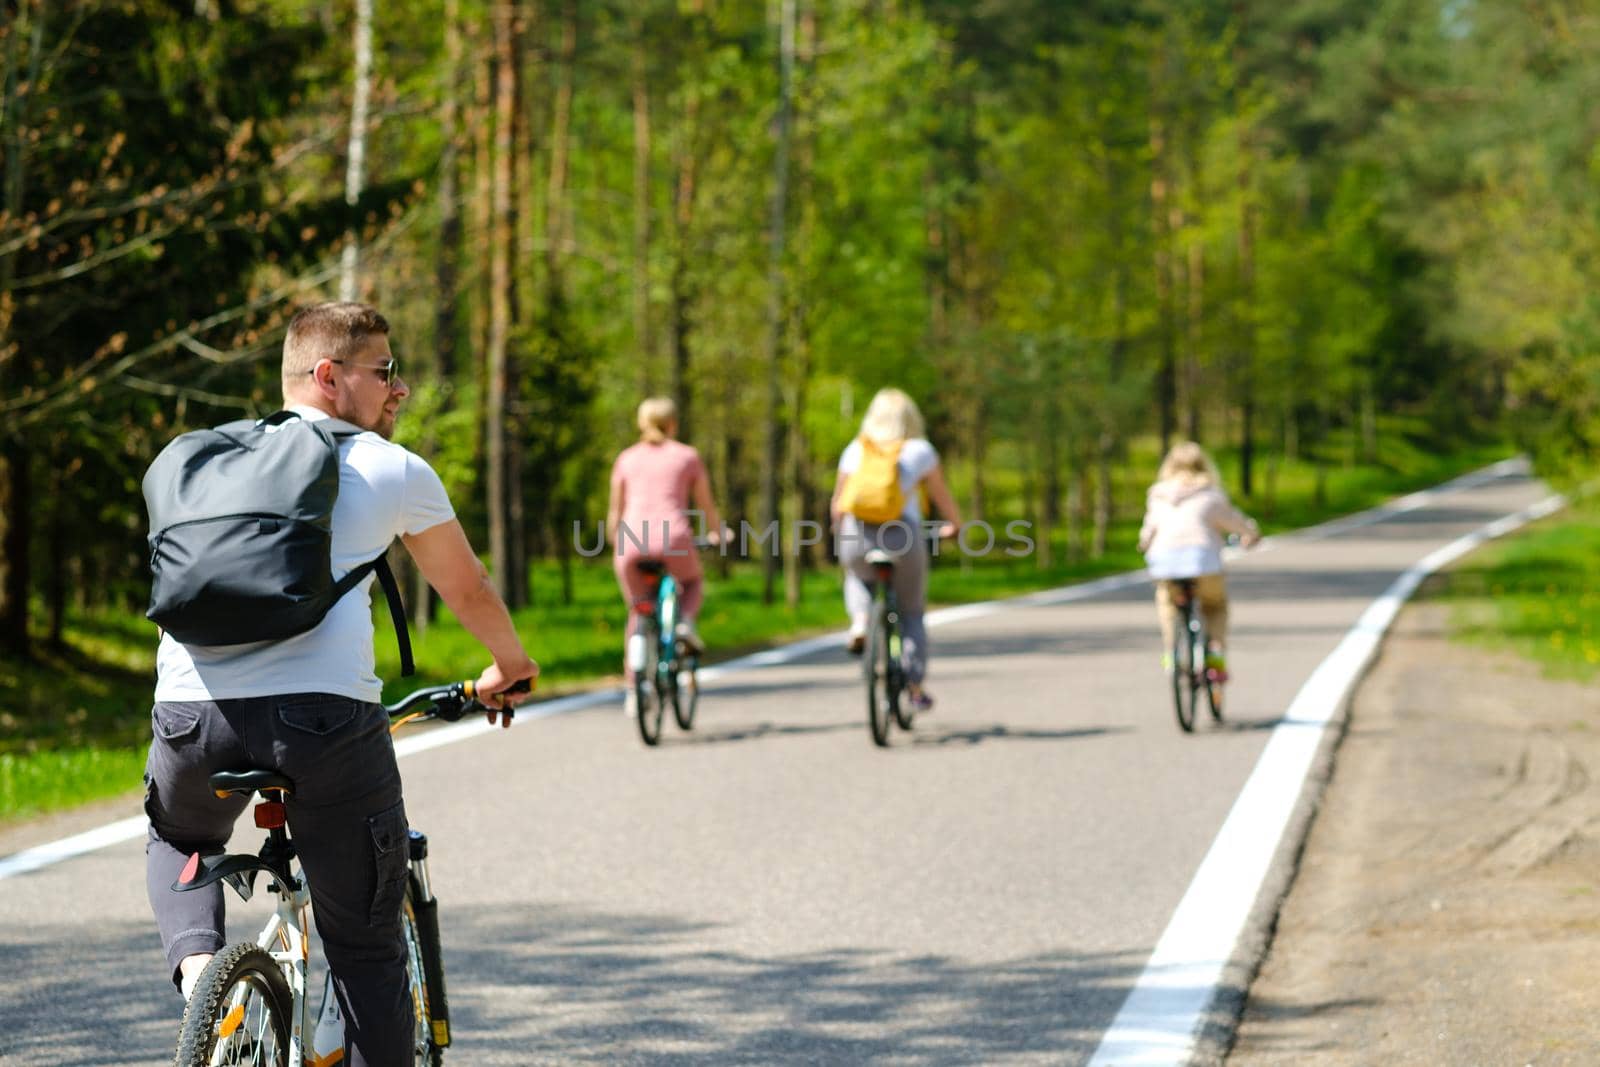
xmin=3 ymin=0 xmax=1598 ymax=813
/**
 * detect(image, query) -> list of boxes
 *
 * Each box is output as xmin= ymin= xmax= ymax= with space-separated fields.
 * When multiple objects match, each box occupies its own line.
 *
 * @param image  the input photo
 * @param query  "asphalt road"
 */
xmin=0 ymin=461 xmax=1553 ymax=1066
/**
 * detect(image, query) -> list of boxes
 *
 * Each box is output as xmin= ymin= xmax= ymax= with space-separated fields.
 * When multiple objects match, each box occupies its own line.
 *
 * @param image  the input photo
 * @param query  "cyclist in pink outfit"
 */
xmin=1137 ymin=441 xmax=1259 ymax=681
xmin=608 ymin=398 xmax=723 ymax=713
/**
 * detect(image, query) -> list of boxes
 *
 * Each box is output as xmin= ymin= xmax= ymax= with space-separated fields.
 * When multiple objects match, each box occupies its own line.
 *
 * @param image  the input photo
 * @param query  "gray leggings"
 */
xmin=838 ymin=516 xmax=930 ymax=684
xmin=144 ymin=694 xmax=412 ymax=1067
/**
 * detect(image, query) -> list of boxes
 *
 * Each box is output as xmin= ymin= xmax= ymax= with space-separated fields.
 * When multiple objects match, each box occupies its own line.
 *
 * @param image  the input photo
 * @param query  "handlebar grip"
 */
xmin=462 ymin=676 xmax=533 ymax=701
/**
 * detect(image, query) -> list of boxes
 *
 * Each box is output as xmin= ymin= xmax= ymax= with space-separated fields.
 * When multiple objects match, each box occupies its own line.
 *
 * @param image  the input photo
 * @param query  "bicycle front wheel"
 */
xmin=402 ymin=879 xmax=447 ymax=1066
xmin=1171 ymin=613 xmax=1198 ymax=733
xmin=866 ymin=603 xmax=894 ymax=747
xmin=672 ymin=661 xmax=698 ymax=731
xmin=173 ymin=943 xmax=291 ymax=1067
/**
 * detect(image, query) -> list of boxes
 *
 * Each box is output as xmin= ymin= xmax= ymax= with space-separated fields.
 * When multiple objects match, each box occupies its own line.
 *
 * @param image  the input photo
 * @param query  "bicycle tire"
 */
xmin=890 ymin=633 xmax=913 ymax=732
xmin=672 ymin=660 xmax=698 ymax=731
xmin=635 ymin=619 xmax=665 ymax=746
xmin=866 ymin=601 xmax=893 ymax=746
xmin=1172 ymin=608 xmax=1197 ymax=733
xmin=402 ymin=881 xmax=447 ymax=1066
xmin=172 ymin=942 xmax=292 ymax=1067
xmin=1199 ymin=624 xmax=1223 ymax=724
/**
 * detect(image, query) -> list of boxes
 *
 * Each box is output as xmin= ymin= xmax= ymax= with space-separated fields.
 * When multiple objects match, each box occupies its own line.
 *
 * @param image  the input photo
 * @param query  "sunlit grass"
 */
xmin=1433 ymin=494 xmax=1600 ymax=680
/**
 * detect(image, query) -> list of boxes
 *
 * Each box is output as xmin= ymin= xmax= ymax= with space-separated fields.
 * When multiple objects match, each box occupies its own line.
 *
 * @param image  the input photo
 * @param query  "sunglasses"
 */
xmin=312 ymin=356 xmax=401 ymax=386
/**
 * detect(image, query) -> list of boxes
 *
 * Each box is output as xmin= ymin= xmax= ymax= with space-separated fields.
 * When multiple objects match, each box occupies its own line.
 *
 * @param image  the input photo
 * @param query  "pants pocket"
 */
xmin=366 ymin=800 xmax=410 ymax=926
xmin=151 ymin=703 xmax=203 ymax=743
xmin=276 ymin=694 xmax=361 ymax=736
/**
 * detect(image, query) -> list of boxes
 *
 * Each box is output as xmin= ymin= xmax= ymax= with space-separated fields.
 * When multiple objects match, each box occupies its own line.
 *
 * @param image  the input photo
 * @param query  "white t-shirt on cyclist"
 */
xmin=837 ymin=436 xmax=940 ymax=524
xmin=154 ymin=406 xmax=456 ymax=704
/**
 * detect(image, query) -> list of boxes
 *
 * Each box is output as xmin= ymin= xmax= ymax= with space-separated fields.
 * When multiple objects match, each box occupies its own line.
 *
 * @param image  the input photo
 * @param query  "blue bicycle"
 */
xmin=628 ymin=560 xmax=700 ymax=746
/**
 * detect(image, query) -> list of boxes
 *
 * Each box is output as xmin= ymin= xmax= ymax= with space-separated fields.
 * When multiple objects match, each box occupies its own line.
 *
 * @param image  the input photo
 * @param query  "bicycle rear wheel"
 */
xmin=866 ymin=602 xmax=894 ymax=747
xmin=173 ymin=942 xmax=291 ymax=1067
xmin=635 ymin=620 xmax=666 ymax=746
xmin=402 ymin=878 xmax=447 ymax=1066
xmin=1171 ymin=609 xmax=1198 ymax=733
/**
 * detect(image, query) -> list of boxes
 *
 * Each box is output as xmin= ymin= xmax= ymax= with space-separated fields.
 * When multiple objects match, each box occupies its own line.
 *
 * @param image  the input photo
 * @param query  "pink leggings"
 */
xmin=614 ymin=550 xmax=704 ymax=682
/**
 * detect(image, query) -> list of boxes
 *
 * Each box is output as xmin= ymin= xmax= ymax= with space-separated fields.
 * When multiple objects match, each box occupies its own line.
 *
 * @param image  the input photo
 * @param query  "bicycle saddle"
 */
xmin=864 ymin=549 xmax=896 ymax=566
xmin=634 ymin=559 xmax=668 ymax=576
xmin=210 ymin=769 xmax=294 ymax=798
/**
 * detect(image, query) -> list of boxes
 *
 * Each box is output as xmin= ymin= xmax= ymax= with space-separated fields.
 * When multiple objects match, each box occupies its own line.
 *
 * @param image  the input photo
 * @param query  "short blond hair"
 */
xmin=1157 ymin=440 xmax=1221 ymax=487
xmin=637 ymin=396 xmax=678 ymax=444
xmin=859 ymin=387 xmax=925 ymax=444
xmin=281 ymin=302 xmax=390 ymax=388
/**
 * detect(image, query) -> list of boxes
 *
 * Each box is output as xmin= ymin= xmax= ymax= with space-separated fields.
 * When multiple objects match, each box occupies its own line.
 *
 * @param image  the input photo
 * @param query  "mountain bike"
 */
xmin=863 ymin=548 xmax=915 ymax=747
xmin=170 ymin=678 xmax=528 ymax=1067
xmin=627 ymin=547 xmax=711 ymax=747
xmin=1168 ymin=578 xmax=1221 ymax=732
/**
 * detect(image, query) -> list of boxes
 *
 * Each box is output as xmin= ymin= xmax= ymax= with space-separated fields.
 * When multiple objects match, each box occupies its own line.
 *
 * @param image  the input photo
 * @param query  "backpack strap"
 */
xmin=330 ymin=553 xmax=416 ymax=678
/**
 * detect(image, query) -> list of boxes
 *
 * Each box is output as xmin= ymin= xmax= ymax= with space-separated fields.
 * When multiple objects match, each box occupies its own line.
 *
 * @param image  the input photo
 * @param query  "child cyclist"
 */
xmin=1137 ymin=441 xmax=1259 ymax=683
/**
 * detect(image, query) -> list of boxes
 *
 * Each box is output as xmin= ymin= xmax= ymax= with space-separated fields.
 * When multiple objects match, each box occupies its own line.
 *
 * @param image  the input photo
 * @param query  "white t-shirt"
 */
xmin=837 ymin=437 xmax=940 ymax=524
xmin=154 ymin=406 xmax=456 ymax=703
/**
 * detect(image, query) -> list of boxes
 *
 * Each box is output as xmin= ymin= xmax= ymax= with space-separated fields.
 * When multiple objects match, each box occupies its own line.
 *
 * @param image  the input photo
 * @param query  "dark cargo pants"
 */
xmin=144 ymin=693 xmax=413 ymax=1067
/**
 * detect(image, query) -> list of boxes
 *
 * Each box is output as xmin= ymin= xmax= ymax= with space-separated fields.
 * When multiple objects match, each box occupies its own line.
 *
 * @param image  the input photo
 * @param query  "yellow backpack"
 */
xmin=839 ymin=436 xmax=905 ymax=524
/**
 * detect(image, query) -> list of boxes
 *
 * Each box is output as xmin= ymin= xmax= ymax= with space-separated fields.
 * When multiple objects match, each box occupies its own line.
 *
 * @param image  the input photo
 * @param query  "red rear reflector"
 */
xmin=254 ymin=800 xmax=287 ymax=829
xmin=179 ymin=852 xmax=201 ymax=885
xmin=636 ymin=602 xmax=656 ymax=616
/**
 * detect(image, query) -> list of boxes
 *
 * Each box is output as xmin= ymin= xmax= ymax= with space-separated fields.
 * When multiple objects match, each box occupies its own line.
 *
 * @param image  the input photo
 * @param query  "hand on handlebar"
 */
xmin=475 ymin=660 xmax=540 ymax=728
xmin=935 ymin=521 xmax=959 ymax=540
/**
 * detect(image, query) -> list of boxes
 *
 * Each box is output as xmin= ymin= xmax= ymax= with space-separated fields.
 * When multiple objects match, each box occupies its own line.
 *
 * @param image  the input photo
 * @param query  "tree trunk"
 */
xmin=1149 ymin=50 xmax=1176 ymax=454
xmin=486 ymin=0 xmax=516 ymax=601
xmin=760 ymin=0 xmax=796 ymax=605
xmin=1234 ymin=20 xmax=1257 ymax=498
xmin=415 ymin=0 xmax=467 ymax=632
xmin=631 ymin=12 xmax=652 ymax=393
xmin=1185 ymin=238 xmax=1204 ymax=443
xmin=0 ymin=444 xmax=31 ymax=656
xmin=339 ymin=0 xmax=374 ymax=301
xmin=1093 ymin=433 xmax=1113 ymax=559
xmin=46 ymin=443 xmax=65 ymax=650
xmin=667 ymin=2 xmax=706 ymax=435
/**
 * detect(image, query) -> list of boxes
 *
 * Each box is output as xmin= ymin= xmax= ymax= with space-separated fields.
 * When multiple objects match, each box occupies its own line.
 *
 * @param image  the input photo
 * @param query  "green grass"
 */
xmin=0 ymin=433 xmax=1516 ymax=824
xmin=1432 ymin=493 xmax=1600 ymax=680
xmin=0 ymin=748 xmax=150 ymax=823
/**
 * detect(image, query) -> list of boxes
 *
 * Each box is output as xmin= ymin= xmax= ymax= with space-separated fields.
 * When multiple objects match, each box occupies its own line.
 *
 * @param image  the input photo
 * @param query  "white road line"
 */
xmin=0 ymin=459 xmax=1543 ymax=885
xmin=1085 ymin=490 xmax=1565 ymax=1067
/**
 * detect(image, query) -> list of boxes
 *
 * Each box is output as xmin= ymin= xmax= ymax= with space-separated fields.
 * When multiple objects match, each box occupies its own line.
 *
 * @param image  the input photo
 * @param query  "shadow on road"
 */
xmin=444 ymin=901 xmax=1150 ymax=1065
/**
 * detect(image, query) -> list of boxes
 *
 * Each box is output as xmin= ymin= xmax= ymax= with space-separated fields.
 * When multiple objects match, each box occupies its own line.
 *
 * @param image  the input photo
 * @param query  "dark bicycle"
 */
xmin=170 ymin=678 xmax=528 ymax=1067
xmin=628 ymin=541 xmax=717 ymax=746
xmin=863 ymin=548 xmax=916 ymax=746
xmin=1169 ymin=578 xmax=1221 ymax=732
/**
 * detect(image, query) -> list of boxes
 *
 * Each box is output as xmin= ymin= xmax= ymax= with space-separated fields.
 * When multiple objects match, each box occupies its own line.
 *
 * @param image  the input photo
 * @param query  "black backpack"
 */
xmin=142 ymin=410 xmax=414 ymax=675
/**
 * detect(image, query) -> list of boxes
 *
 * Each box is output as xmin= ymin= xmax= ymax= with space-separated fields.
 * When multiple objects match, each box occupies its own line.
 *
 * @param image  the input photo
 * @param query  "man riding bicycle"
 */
xmin=143 ymin=302 xmax=537 ymax=1067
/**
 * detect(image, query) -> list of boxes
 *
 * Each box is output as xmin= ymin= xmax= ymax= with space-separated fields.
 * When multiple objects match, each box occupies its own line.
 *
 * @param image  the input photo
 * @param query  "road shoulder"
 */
xmin=1227 ymin=600 xmax=1600 ymax=1065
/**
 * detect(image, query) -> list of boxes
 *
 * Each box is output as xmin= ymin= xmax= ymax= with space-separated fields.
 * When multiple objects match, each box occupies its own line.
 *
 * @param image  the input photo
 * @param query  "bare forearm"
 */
xmin=442 ymin=576 xmax=529 ymax=668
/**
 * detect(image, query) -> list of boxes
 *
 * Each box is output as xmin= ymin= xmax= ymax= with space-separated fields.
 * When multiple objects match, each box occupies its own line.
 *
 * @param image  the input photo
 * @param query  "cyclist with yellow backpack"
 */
xmin=829 ymin=388 xmax=962 ymax=712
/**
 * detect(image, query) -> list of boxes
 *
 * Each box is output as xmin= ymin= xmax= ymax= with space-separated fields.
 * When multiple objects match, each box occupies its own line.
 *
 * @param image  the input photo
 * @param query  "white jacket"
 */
xmin=1138 ymin=476 xmax=1257 ymax=577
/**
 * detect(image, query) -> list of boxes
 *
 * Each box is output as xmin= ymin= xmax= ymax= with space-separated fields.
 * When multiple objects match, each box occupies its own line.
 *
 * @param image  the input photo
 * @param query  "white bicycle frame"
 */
xmin=211 ymin=865 xmax=342 ymax=1067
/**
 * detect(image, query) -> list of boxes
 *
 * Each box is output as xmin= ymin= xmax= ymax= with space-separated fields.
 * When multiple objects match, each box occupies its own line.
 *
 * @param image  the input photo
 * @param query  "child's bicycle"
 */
xmin=169 ymin=678 xmax=528 ymax=1067
xmin=1168 ymin=578 xmax=1221 ymax=732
